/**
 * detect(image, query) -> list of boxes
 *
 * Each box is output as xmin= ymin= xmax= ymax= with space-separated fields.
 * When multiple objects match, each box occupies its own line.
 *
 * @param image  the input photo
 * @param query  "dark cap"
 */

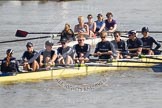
xmin=26 ymin=42 xmax=33 ymax=47
xmin=60 ymin=38 xmax=67 ymax=43
xmin=6 ymin=49 xmax=13 ymax=54
xmin=97 ymin=13 xmax=102 ymax=17
xmin=142 ymin=27 xmax=149 ymax=33
xmin=128 ymin=30 xmax=137 ymax=36
xmin=45 ymin=40 xmax=53 ymax=46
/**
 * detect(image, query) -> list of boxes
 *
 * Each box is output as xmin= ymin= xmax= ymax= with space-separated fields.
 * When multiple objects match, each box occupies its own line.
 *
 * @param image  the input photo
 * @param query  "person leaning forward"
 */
xmin=0 ymin=49 xmax=19 ymax=76
xmin=39 ymin=40 xmax=57 ymax=70
xmin=21 ymin=42 xmax=39 ymax=72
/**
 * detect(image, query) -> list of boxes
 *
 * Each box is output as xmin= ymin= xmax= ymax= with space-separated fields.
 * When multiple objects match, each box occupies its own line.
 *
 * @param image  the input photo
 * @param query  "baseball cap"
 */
xmin=45 ymin=40 xmax=53 ymax=46
xmin=97 ymin=13 xmax=102 ymax=17
xmin=142 ymin=27 xmax=149 ymax=33
xmin=60 ymin=38 xmax=67 ymax=43
xmin=26 ymin=42 xmax=33 ymax=47
xmin=128 ymin=30 xmax=137 ymax=36
xmin=6 ymin=49 xmax=13 ymax=54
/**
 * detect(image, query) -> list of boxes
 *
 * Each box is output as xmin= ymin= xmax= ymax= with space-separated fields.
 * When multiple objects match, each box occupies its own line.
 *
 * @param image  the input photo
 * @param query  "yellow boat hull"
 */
xmin=0 ymin=57 xmax=162 ymax=84
xmin=0 ymin=66 xmax=129 ymax=84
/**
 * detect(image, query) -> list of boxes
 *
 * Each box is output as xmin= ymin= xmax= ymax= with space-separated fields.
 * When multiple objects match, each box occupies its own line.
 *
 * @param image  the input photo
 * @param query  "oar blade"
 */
xmin=15 ymin=30 xmax=28 ymax=37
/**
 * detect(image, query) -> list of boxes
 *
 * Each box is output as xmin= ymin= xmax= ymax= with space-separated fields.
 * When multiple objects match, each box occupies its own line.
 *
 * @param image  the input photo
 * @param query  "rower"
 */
xmin=95 ymin=13 xmax=105 ymax=35
xmin=39 ymin=40 xmax=57 ymax=70
xmin=0 ymin=49 xmax=19 ymax=76
xmin=57 ymin=38 xmax=74 ymax=65
xmin=73 ymin=35 xmax=91 ymax=63
xmin=85 ymin=14 xmax=96 ymax=37
xmin=60 ymin=23 xmax=75 ymax=43
xmin=74 ymin=16 xmax=90 ymax=38
xmin=105 ymin=12 xmax=117 ymax=33
xmin=111 ymin=31 xmax=128 ymax=59
xmin=21 ymin=42 xmax=39 ymax=72
xmin=141 ymin=27 xmax=161 ymax=55
xmin=127 ymin=30 xmax=143 ymax=57
xmin=93 ymin=31 xmax=117 ymax=60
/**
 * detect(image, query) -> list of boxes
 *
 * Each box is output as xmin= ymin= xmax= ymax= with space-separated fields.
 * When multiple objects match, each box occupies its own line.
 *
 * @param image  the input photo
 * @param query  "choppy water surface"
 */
xmin=0 ymin=0 xmax=162 ymax=108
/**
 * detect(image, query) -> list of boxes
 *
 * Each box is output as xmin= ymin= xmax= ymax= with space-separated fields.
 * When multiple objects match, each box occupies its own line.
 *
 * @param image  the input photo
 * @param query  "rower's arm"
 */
xmin=62 ymin=47 xmax=73 ymax=58
xmin=51 ymin=53 xmax=57 ymax=63
xmin=80 ymin=24 xmax=89 ymax=36
xmin=101 ymin=51 xmax=112 ymax=55
xmin=110 ymin=42 xmax=117 ymax=57
xmin=74 ymin=25 xmax=78 ymax=33
xmin=84 ymin=45 xmax=91 ymax=58
xmin=93 ymin=22 xmax=97 ymax=33
xmin=137 ymin=47 xmax=142 ymax=55
xmin=93 ymin=44 xmax=99 ymax=56
xmin=98 ymin=23 xmax=105 ymax=33
xmin=108 ymin=24 xmax=117 ymax=32
xmin=128 ymin=47 xmax=142 ymax=55
xmin=153 ymin=38 xmax=161 ymax=50
xmin=39 ymin=54 xmax=43 ymax=65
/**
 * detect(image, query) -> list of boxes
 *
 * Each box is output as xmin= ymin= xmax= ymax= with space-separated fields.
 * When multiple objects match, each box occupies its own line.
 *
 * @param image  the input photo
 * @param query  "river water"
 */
xmin=0 ymin=0 xmax=162 ymax=108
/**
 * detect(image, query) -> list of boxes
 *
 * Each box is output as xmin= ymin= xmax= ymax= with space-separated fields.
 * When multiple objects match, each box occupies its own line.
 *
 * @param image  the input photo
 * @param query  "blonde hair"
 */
xmin=77 ymin=34 xmax=85 ymax=40
xmin=100 ymin=31 xmax=107 ymax=37
xmin=78 ymin=16 xmax=84 ymax=22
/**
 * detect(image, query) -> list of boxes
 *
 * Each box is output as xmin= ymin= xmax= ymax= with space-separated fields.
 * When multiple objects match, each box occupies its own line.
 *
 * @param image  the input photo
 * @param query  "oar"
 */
xmin=139 ymin=55 xmax=162 ymax=57
xmin=15 ymin=30 xmax=61 ymax=37
xmin=54 ymin=63 xmax=162 ymax=69
xmin=89 ymin=58 xmax=162 ymax=64
xmin=16 ymin=29 xmax=162 ymax=37
xmin=0 ymin=34 xmax=60 ymax=44
xmin=118 ymin=31 xmax=162 ymax=34
xmin=139 ymin=55 xmax=162 ymax=60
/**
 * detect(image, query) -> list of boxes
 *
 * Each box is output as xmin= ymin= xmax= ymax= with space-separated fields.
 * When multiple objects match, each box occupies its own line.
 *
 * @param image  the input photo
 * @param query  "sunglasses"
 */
xmin=107 ymin=15 xmax=112 ymax=18
xmin=114 ymin=35 xmax=119 ymax=37
xmin=101 ymin=37 xmax=106 ymax=39
xmin=26 ymin=46 xmax=32 ymax=48
xmin=128 ymin=34 xmax=133 ymax=37
xmin=61 ymin=42 xmax=65 ymax=44
xmin=78 ymin=39 xmax=84 ymax=42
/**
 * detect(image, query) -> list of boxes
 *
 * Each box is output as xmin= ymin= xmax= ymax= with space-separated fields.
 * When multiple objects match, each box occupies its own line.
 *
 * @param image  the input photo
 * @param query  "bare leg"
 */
xmin=66 ymin=55 xmax=73 ymax=64
xmin=148 ymin=50 xmax=154 ymax=55
xmin=31 ymin=60 xmax=39 ymax=71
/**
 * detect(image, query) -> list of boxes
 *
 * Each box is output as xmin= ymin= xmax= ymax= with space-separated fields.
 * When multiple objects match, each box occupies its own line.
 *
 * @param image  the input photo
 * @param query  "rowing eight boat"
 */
xmin=0 ymin=56 xmax=162 ymax=84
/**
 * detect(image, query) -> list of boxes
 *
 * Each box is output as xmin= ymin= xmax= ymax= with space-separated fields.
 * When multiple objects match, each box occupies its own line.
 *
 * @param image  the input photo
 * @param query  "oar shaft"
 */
xmin=118 ymin=31 xmax=162 ymax=33
xmin=0 ymin=36 xmax=51 ymax=44
xmin=29 ymin=32 xmax=61 ymax=34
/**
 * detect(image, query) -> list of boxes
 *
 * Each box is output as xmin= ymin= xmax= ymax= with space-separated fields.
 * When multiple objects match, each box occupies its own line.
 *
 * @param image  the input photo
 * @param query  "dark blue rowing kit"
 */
xmin=22 ymin=50 xmax=38 ymax=61
xmin=57 ymin=46 xmax=74 ymax=58
xmin=0 ymin=57 xmax=19 ymax=76
xmin=127 ymin=38 xmax=143 ymax=53
xmin=41 ymin=50 xmax=56 ymax=63
xmin=111 ymin=39 xmax=128 ymax=54
xmin=141 ymin=36 xmax=161 ymax=54
xmin=73 ymin=44 xmax=91 ymax=58
xmin=94 ymin=41 xmax=116 ymax=59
